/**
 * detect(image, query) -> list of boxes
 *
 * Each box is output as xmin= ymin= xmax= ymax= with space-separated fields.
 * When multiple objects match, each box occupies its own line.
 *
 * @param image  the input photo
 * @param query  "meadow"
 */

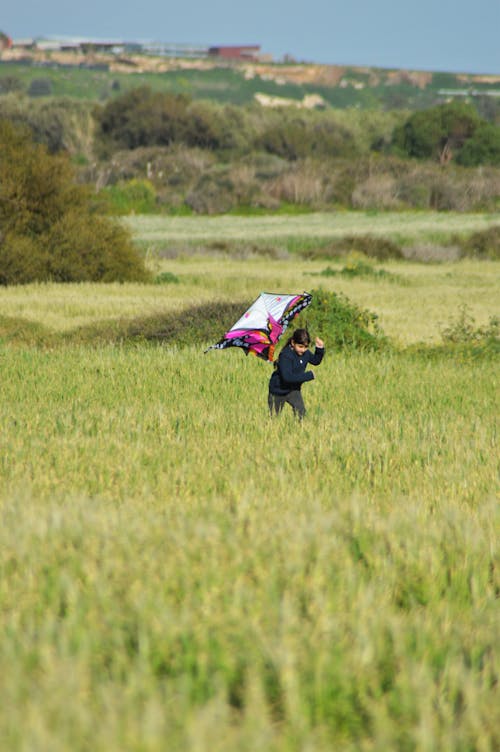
xmin=0 ymin=213 xmax=499 ymax=750
xmin=125 ymin=210 xmax=500 ymax=247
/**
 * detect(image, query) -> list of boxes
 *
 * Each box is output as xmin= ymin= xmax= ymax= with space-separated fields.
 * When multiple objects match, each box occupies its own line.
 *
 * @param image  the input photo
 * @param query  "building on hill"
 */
xmin=5 ymin=36 xmax=269 ymax=63
xmin=0 ymin=31 xmax=13 ymax=50
xmin=208 ymin=45 xmax=261 ymax=61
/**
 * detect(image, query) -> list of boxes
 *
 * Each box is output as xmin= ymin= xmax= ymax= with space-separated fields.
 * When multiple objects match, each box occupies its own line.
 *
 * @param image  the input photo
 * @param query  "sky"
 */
xmin=3 ymin=0 xmax=500 ymax=75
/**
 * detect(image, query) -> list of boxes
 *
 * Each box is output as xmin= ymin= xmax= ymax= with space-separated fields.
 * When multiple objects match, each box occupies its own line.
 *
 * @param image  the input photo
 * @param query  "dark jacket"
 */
xmin=269 ymin=345 xmax=324 ymax=396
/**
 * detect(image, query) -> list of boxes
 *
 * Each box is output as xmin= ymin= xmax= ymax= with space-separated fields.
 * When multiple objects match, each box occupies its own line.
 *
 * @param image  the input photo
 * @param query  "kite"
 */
xmin=205 ymin=291 xmax=312 ymax=362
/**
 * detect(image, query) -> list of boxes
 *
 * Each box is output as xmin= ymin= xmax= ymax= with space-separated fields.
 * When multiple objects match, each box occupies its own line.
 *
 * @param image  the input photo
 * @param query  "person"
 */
xmin=268 ymin=328 xmax=325 ymax=419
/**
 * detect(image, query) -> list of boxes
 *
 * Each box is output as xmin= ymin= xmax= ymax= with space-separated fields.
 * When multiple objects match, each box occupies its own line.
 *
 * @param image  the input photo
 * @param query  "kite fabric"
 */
xmin=205 ymin=291 xmax=312 ymax=362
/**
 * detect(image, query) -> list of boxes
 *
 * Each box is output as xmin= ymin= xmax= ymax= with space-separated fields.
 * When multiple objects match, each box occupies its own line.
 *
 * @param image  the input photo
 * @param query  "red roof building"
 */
xmin=208 ymin=45 xmax=260 ymax=61
xmin=0 ymin=31 xmax=13 ymax=50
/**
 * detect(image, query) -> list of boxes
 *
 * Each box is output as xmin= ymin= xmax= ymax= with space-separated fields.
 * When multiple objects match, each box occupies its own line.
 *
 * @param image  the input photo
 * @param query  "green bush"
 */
xmin=456 ymin=123 xmax=500 ymax=166
xmin=256 ymin=114 xmax=358 ymax=161
xmin=392 ymin=102 xmax=482 ymax=162
xmin=459 ymin=225 xmax=500 ymax=260
xmin=0 ymin=119 xmax=150 ymax=284
xmin=42 ymin=212 xmax=150 ymax=282
xmin=101 ymin=179 xmax=158 ymax=214
xmin=0 ymin=234 xmax=48 ymax=286
xmin=95 ymin=87 xmax=236 ymax=156
xmin=154 ymin=271 xmax=180 ymax=284
xmin=0 ymin=95 xmax=96 ymax=156
xmin=440 ymin=304 xmax=499 ymax=345
xmin=185 ymin=170 xmax=238 ymax=214
xmin=310 ymin=261 xmax=403 ymax=283
xmin=298 ymin=288 xmax=388 ymax=351
xmin=0 ymin=76 xmax=24 ymax=94
xmin=28 ymin=78 xmax=53 ymax=97
xmin=303 ymin=235 xmax=403 ymax=261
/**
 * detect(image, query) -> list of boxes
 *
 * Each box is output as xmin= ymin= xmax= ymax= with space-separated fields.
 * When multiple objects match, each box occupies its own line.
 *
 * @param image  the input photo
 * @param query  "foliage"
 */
xmin=101 ymin=179 xmax=158 ymax=215
xmin=95 ymin=86 xmax=235 ymax=157
xmin=185 ymin=169 xmax=239 ymax=214
xmin=256 ymin=114 xmax=358 ymax=161
xmin=96 ymin=86 xmax=190 ymax=153
xmin=310 ymin=261 xmax=404 ymax=283
xmin=302 ymin=235 xmax=403 ymax=261
xmin=91 ymin=143 xmax=500 ymax=214
xmin=299 ymin=288 xmax=388 ymax=351
xmin=440 ymin=304 xmax=499 ymax=345
xmin=0 ymin=119 xmax=150 ymax=284
xmin=392 ymin=102 xmax=483 ymax=162
xmin=0 ymin=94 xmax=96 ymax=155
xmin=0 ymin=89 xmax=469 ymax=213
xmin=456 ymin=123 xmax=500 ymax=166
xmin=0 ymin=75 xmax=24 ymax=94
xmin=459 ymin=225 xmax=500 ymax=259
xmin=63 ymin=301 xmax=249 ymax=347
xmin=28 ymin=77 xmax=53 ymax=97
xmin=154 ymin=271 xmax=180 ymax=284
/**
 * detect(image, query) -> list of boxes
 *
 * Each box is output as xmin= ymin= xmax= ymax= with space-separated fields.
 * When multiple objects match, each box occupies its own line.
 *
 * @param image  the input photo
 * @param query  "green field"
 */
xmin=2 ymin=59 xmax=500 ymax=109
xmin=125 ymin=210 xmax=500 ymax=246
xmin=0 ymin=214 xmax=499 ymax=750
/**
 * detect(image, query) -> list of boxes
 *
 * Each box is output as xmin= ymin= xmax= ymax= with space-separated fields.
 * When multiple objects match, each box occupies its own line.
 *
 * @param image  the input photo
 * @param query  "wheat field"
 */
xmin=124 ymin=210 xmax=500 ymax=245
xmin=0 ymin=222 xmax=499 ymax=751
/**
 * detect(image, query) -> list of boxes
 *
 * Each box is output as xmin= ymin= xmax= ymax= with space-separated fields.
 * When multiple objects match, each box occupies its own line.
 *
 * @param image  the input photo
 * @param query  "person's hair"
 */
xmin=288 ymin=328 xmax=311 ymax=347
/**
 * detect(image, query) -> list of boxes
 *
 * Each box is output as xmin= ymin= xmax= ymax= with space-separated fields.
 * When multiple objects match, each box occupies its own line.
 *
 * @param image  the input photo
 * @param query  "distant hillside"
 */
xmin=1 ymin=47 xmax=500 ymax=111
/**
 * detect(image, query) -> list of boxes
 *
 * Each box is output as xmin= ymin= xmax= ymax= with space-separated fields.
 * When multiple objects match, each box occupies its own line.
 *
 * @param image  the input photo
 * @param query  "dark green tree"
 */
xmin=0 ymin=119 xmax=150 ymax=284
xmin=95 ymin=86 xmax=233 ymax=155
xmin=96 ymin=86 xmax=191 ymax=154
xmin=456 ymin=123 xmax=500 ymax=166
xmin=392 ymin=102 xmax=482 ymax=163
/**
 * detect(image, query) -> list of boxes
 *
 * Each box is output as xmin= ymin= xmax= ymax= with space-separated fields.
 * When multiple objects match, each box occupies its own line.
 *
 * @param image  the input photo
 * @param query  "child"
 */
xmin=268 ymin=328 xmax=325 ymax=419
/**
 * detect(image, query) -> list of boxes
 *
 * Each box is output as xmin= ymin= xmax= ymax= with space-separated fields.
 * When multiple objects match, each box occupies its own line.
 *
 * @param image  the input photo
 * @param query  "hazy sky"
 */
xmin=3 ymin=0 xmax=499 ymax=74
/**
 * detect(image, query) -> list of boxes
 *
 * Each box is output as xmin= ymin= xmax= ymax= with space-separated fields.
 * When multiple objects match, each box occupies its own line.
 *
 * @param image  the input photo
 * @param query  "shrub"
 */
xmin=65 ymin=301 xmax=249 ymax=347
xmin=256 ymin=113 xmax=359 ymax=162
xmin=257 ymin=117 xmax=310 ymax=161
xmin=402 ymin=243 xmax=461 ymax=263
xmin=298 ymin=288 xmax=388 ymax=351
xmin=95 ymin=86 xmax=191 ymax=155
xmin=392 ymin=102 xmax=482 ymax=163
xmin=95 ymin=87 xmax=237 ymax=156
xmin=154 ymin=271 xmax=180 ymax=284
xmin=0 ymin=95 xmax=96 ymax=156
xmin=456 ymin=123 xmax=500 ymax=167
xmin=42 ymin=212 xmax=150 ymax=282
xmin=28 ymin=78 xmax=53 ymax=97
xmin=303 ymin=235 xmax=403 ymax=261
xmin=351 ymin=175 xmax=401 ymax=210
xmin=0 ymin=119 xmax=150 ymax=284
xmin=458 ymin=226 xmax=500 ymax=260
xmin=0 ymin=233 xmax=48 ymax=286
xmin=310 ymin=261 xmax=403 ymax=283
xmin=0 ymin=76 xmax=24 ymax=94
xmin=440 ymin=304 xmax=499 ymax=345
xmin=101 ymin=179 xmax=158 ymax=214
xmin=185 ymin=171 xmax=237 ymax=214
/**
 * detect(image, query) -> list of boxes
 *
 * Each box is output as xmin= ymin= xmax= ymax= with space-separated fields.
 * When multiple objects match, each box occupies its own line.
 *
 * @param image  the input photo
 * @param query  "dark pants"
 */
xmin=268 ymin=390 xmax=306 ymax=419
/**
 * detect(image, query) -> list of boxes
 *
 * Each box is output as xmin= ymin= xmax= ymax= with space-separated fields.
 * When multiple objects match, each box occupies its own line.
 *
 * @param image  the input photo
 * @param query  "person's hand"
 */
xmin=315 ymin=337 xmax=324 ymax=348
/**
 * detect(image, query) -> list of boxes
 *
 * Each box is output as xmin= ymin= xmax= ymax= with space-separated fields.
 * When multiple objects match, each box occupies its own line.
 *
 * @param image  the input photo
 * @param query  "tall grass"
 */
xmin=0 ymin=251 xmax=498 ymax=750
xmin=0 ymin=257 xmax=498 ymax=345
xmin=0 ymin=344 xmax=498 ymax=750
xmin=125 ymin=211 xmax=500 ymax=246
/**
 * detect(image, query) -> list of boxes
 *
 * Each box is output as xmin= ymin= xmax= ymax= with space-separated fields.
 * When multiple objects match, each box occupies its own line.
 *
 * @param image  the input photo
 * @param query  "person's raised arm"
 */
xmin=309 ymin=337 xmax=325 ymax=366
